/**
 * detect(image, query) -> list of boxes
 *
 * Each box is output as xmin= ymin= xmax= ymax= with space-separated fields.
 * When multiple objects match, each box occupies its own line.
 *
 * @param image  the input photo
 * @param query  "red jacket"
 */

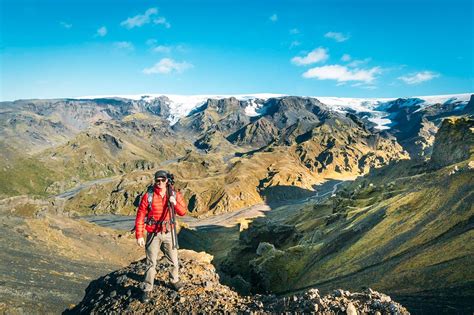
xmin=135 ymin=185 xmax=187 ymax=239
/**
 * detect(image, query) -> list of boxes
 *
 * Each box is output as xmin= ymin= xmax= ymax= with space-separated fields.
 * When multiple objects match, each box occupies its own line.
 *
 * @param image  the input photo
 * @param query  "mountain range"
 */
xmin=0 ymin=92 xmax=472 ymax=313
xmin=1 ymin=93 xmax=471 ymax=216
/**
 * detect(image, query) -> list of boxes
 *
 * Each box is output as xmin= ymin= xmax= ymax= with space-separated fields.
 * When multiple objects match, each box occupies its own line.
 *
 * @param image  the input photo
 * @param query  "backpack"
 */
xmin=129 ymin=185 xmax=155 ymax=233
xmin=146 ymin=185 xmax=154 ymax=214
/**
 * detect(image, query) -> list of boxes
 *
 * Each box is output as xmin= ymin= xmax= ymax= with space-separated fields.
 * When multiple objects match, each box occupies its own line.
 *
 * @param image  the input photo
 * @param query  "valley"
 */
xmin=0 ymin=93 xmax=472 ymax=314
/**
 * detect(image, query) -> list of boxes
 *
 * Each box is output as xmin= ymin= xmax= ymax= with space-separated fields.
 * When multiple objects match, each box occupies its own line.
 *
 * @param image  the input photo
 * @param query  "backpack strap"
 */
xmin=146 ymin=185 xmax=154 ymax=215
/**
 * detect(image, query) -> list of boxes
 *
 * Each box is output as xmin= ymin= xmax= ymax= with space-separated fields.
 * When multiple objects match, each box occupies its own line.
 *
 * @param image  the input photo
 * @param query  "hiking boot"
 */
xmin=170 ymin=281 xmax=183 ymax=291
xmin=140 ymin=290 xmax=151 ymax=303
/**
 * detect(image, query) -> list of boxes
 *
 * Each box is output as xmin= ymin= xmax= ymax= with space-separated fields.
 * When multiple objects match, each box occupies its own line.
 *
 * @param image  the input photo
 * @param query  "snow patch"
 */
xmin=76 ymin=93 xmax=285 ymax=125
xmin=74 ymin=92 xmax=472 ymax=129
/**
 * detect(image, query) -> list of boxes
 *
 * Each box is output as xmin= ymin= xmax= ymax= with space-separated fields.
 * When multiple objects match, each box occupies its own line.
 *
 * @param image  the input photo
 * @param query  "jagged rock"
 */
xmin=239 ymin=219 xmax=299 ymax=249
xmin=227 ymin=116 xmax=279 ymax=147
xmin=430 ymin=116 xmax=474 ymax=168
xmin=65 ymin=250 xmax=410 ymax=314
xmin=256 ymin=242 xmax=276 ymax=256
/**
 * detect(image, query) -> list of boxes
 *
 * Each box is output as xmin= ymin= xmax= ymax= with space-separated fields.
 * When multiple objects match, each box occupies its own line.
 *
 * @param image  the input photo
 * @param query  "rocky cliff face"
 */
xmin=430 ymin=116 xmax=473 ymax=168
xmin=65 ymin=249 xmax=409 ymax=314
xmin=376 ymin=96 xmax=473 ymax=160
xmin=172 ymin=97 xmax=251 ymax=136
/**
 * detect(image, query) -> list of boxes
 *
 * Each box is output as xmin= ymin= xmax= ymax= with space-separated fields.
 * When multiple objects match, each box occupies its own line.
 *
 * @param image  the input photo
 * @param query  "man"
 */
xmin=135 ymin=170 xmax=187 ymax=303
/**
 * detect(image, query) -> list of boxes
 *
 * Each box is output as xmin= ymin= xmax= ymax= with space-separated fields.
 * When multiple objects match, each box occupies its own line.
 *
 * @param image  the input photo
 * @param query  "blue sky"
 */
xmin=0 ymin=0 xmax=473 ymax=101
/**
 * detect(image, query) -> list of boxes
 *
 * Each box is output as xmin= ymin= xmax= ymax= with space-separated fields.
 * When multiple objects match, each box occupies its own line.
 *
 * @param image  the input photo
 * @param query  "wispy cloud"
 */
xmin=398 ymin=71 xmax=440 ymax=84
xmin=291 ymin=47 xmax=329 ymax=66
xmin=60 ymin=21 xmax=72 ymax=29
xmin=114 ymin=41 xmax=134 ymax=50
xmin=347 ymin=58 xmax=371 ymax=68
xmin=324 ymin=31 xmax=349 ymax=42
xmin=96 ymin=26 xmax=107 ymax=37
xmin=147 ymin=40 xmax=186 ymax=53
xmin=153 ymin=45 xmax=172 ymax=53
xmin=143 ymin=58 xmax=193 ymax=74
xmin=153 ymin=16 xmax=171 ymax=28
xmin=121 ymin=8 xmax=170 ymax=29
xmin=341 ymin=54 xmax=351 ymax=62
xmin=303 ymin=64 xmax=381 ymax=84
xmin=351 ymin=82 xmax=378 ymax=90
xmin=269 ymin=13 xmax=278 ymax=22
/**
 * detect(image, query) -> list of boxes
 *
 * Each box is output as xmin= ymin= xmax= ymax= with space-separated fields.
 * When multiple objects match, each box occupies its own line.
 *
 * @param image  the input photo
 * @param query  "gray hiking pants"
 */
xmin=142 ymin=232 xmax=179 ymax=292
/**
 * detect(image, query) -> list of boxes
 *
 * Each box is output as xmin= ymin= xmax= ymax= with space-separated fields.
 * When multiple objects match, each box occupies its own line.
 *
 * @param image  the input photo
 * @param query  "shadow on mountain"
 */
xmin=259 ymin=185 xmax=316 ymax=208
xmin=234 ymin=145 xmax=269 ymax=157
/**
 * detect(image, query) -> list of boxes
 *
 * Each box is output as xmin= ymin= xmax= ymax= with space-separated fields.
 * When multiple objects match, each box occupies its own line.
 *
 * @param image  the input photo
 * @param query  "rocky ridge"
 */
xmin=65 ymin=250 xmax=409 ymax=314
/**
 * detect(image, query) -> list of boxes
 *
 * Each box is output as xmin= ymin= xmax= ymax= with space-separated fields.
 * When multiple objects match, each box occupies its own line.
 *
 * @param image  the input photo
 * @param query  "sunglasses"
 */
xmin=155 ymin=178 xmax=167 ymax=183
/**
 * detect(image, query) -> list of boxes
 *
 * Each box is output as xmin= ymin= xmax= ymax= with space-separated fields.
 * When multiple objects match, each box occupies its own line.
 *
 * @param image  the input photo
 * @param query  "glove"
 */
xmin=169 ymin=195 xmax=177 ymax=206
xmin=137 ymin=237 xmax=145 ymax=247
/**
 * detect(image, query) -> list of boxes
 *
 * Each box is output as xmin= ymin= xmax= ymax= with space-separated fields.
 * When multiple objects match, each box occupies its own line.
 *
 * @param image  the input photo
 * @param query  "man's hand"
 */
xmin=169 ymin=195 xmax=177 ymax=206
xmin=137 ymin=237 xmax=145 ymax=247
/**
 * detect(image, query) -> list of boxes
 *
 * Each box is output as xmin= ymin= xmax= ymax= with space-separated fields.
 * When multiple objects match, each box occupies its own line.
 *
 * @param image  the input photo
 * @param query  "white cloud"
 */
xmin=121 ymin=8 xmax=158 ymax=29
xmin=303 ymin=64 xmax=382 ymax=84
xmin=341 ymin=54 xmax=351 ymax=62
xmin=154 ymin=17 xmax=171 ymax=28
xmin=143 ymin=58 xmax=193 ymax=74
xmin=398 ymin=71 xmax=440 ymax=85
xmin=153 ymin=45 xmax=172 ymax=53
xmin=96 ymin=26 xmax=107 ymax=37
xmin=269 ymin=13 xmax=278 ymax=22
xmin=291 ymin=47 xmax=329 ymax=66
xmin=347 ymin=58 xmax=371 ymax=67
xmin=60 ymin=21 xmax=72 ymax=29
xmin=114 ymin=41 xmax=134 ymax=50
xmin=121 ymin=8 xmax=170 ymax=29
xmin=325 ymin=32 xmax=349 ymax=42
xmin=149 ymin=43 xmax=186 ymax=53
xmin=289 ymin=28 xmax=300 ymax=35
xmin=351 ymin=82 xmax=378 ymax=90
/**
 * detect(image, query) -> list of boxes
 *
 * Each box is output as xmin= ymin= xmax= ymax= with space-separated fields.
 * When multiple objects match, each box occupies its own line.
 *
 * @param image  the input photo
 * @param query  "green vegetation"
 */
xmin=220 ymin=155 xmax=473 ymax=300
xmin=0 ymin=142 xmax=62 ymax=198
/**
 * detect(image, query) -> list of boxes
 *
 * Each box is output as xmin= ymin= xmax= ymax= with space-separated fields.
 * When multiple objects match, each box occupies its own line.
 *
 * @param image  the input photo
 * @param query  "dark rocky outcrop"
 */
xmin=239 ymin=219 xmax=300 ymax=249
xmin=172 ymin=97 xmax=251 ymax=136
xmin=430 ymin=116 xmax=474 ymax=168
xmin=64 ymin=250 xmax=409 ymax=314
xmin=227 ymin=117 xmax=279 ymax=147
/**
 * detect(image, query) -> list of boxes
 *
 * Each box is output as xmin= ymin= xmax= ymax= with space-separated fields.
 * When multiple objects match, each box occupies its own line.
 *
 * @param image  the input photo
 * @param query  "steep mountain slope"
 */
xmin=40 ymin=116 xmax=191 ymax=182
xmin=372 ymin=95 xmax=473 ymax=159
xmin=0 ymin=142 xmax=65 ymax=198
xmin=220 ymin=116 xmax=474 ymax=313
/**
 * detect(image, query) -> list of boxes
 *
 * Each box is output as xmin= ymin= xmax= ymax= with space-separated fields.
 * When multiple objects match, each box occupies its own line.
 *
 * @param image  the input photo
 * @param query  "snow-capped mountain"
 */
xmin=75 ymin=93 xmax=472 ymax=130
xmin=77 ymin=93 xmax=285 ymax=125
